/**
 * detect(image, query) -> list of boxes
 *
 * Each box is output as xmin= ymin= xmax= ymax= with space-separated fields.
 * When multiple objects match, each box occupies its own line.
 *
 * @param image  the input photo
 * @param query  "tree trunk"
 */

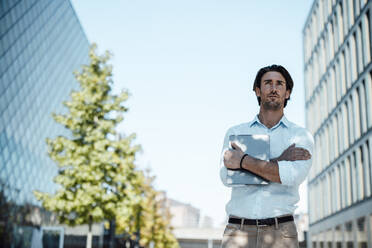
xmin=86 ymin=222 xmax=92 ymax=248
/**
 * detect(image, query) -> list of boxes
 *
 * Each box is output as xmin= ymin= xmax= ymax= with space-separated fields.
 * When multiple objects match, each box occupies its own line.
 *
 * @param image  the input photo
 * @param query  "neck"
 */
xmin=258 ymin=108 xmax=284 ymax=129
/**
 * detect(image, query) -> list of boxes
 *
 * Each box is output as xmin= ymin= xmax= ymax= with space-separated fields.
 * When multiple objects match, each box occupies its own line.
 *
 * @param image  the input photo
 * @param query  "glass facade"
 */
xmin=0 ymin=0 xmax=89 ymax=246
xmin=303 ymin=0 xmax=372 ymax=247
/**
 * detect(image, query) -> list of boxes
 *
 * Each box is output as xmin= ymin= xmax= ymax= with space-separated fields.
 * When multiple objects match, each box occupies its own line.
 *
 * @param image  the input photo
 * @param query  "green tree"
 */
xmin=34 ymin=44 xmax=143 ymax=248
xmin=116 ymin=170 xmax=179 ymax=248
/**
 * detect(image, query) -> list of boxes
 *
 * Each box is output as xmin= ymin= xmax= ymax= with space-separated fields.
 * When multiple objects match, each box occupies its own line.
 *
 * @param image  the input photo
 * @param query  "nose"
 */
xmin=270 ymin=83 xmax=279 ymax=91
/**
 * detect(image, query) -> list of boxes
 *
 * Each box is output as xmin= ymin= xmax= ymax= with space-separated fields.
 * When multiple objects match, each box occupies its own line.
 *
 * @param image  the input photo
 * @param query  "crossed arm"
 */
xmin=223 ymin=143 xmax=311 ymax=184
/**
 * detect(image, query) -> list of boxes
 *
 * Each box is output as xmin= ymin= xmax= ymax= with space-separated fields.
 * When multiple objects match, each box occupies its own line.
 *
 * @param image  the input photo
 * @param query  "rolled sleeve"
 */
xmin=278 ymin=130 xmax=314 ymax=186
xmin=219 ymin=128 xmax=233 ymax=187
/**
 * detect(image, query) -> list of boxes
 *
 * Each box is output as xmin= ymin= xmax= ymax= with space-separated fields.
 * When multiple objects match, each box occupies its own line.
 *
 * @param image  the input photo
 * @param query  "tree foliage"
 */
xmin=34 ymin=44 xmax=179 ymax=246
xmin=116 ymin=170 xmax=179 ymax=248
xmin=34 ymin=44 xmax=142 ymax=226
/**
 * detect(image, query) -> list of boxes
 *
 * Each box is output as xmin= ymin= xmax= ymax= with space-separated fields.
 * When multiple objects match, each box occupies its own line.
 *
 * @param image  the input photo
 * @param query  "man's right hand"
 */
xmin=271 ymin=144 xmax=311 ymax=162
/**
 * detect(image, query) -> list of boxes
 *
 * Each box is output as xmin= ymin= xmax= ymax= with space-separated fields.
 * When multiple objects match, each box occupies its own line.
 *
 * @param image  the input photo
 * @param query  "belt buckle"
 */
xmin=256 ymin=219 xmax=268 ymax=227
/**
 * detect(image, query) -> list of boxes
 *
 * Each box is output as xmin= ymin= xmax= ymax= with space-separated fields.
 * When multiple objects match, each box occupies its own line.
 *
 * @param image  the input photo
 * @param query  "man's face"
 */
xmin=255 ymin=71 xmax=291 ymax=110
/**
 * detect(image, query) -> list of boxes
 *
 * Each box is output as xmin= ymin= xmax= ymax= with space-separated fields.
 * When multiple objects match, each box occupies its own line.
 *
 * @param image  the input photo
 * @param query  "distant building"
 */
xmin=294 ymin=213 xmax=309 ymax=243
xmin=0 ymin=0 xmax=89 ymax=245
xmin=167 ymin=198 xmax=200 ymax=228
xmin=303 ymin=0 xmax=372 ymax=247
xmin=166 ymin=197 xmax=223 ymax=248
xmin=173 ymin=227 xmax=223 ymax=248
xmin=200 ymin=215 xmax=214 ymax=229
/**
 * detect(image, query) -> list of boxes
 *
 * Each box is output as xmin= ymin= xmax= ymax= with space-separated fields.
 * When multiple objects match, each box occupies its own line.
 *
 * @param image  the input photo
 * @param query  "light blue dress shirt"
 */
xmin=220 ymin=115 xmax=314 ymax=219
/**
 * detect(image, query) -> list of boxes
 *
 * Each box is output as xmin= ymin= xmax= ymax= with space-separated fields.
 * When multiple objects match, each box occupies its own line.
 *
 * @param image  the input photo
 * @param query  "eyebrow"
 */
xmin=263 ymin=79 xmax=285 ymax=83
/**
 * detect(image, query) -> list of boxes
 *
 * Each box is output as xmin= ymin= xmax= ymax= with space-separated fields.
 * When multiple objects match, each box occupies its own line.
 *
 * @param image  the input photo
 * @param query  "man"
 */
xmin=220 ymin=65 xmax=314 ymax=248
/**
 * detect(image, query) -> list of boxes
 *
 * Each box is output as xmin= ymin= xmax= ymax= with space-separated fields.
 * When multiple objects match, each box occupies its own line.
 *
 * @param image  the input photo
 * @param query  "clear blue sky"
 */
xmin=71 ymin=0 xmax=314 ymax=226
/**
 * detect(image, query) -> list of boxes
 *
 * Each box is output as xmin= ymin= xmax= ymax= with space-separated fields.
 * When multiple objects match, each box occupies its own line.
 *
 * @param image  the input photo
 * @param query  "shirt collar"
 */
xmin=250 ymin=114 xmax=289 ymax=129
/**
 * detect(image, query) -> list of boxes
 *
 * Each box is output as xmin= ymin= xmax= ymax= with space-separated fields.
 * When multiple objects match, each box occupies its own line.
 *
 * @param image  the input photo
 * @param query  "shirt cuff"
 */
xmin=277 ymin=160 xmax=294 ymax=186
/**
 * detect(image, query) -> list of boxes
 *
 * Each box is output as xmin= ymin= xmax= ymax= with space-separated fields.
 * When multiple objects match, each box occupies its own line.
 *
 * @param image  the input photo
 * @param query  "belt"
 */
xmin=228 ymin=215 xmax=294 ymax=227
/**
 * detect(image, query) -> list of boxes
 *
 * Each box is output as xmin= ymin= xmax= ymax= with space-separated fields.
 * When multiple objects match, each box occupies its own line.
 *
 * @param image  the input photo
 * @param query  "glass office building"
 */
xmin=0 ymin=0 xmax=89 ymax=246
xmin=303 ymin=0 xmax=372 ymax=247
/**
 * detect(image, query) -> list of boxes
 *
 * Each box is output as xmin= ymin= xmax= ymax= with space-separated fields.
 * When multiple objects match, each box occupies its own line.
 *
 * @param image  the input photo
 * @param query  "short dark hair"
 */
xmin=252 ymin=64 xmax=294 ymax=107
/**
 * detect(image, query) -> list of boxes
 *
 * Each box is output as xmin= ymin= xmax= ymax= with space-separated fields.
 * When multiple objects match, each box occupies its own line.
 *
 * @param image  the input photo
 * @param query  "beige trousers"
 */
xmin=221 ymin=221 xmax=299 ymax=248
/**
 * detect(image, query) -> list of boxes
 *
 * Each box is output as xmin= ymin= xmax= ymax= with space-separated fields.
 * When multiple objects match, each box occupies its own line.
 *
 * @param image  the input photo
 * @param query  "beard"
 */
xmin=262 ymin=99 xmax=282 ymax=110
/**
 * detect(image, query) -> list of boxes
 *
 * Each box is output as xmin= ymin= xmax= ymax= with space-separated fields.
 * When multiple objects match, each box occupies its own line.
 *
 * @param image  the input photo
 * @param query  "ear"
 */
xmin=285 ymin=89 xmax=291 ymax=99
xmin=255 ymin=87 xmax=261 ymax=97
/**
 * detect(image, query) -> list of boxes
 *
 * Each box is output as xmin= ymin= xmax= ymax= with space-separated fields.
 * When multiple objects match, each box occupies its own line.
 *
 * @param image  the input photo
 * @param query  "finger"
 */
xmin=294 ymin=148 xmax=310 ymax=155
xmin=231 ymin=142 xmax=241 ymax=151
xmin=293 ymin=153 xmax=311 ymax=160
xmin=299 ymin=148 xmax=310 ymax=154
xmin=294 ymin=151 xmax=309 ymax=159
xmin=294 ymin=149 xmax=306 ymax=154
xmin=296 ymin=148 xmax=310 ymax=155
xmin=285 ymin=143 xmax=296 ymax=152
xmin=223 ymin=150 xmax=228 ymax=157
xmin=293 ymin=148 xmax=306 ymax=152
xmin=292 ymin=155 xmax=308 ymax=160
xmin=224 ymin=150 xmax=232 ymax=158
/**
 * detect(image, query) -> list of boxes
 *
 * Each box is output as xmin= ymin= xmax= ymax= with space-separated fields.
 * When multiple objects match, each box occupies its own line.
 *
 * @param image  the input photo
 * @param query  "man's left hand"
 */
xmin=223 ymin=142 xmax=245 ymax=170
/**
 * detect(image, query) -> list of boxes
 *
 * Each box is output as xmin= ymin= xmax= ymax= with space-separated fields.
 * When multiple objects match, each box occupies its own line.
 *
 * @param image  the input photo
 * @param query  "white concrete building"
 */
xmin=166 ymin=198 xmax=223 ymax=247
xmin=303 ymin=0 xmax=372 ymax=247
xmin=167 ymin=198 xmax=201 ymax=228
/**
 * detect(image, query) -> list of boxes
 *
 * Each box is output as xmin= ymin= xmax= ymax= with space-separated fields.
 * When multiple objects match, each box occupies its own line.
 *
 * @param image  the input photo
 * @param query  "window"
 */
xmin=334 ymin=13 xmax=340 ymax=51
xmin=347 ymin=97 xmax=354 ymax=144
xmin=316 ymin=135 xmax=322 ymax=176
xmin=356 ymin=24 xmax=364 ymax=73
xmin=350 ymin=34 xmax=358 ymax=82
xmin=335 ymin=60 xmax=341 ymax=103
xmin=361 ymin=12 xmax=371 ymax=66
xmin=330 ymin=170 xmax=335 ymax=214
xmin=355 ymin=148 xmax=364 ymax=200
xmin=366 ymin=140 xmax=372 ymax=197
xmin=324 ymin=128 xmax=330 ymax=167
xmin=340 ymin=161 xmax=346 ymax=208
xmin=331 ymin=66 xmax=337 ymax=110
xmin=320 ymin=39 xmax=326 ymax=75
xmin=352 ymin=89 xmax=361 ymax=140
xmin=345 ymin=43 xmax=353 ymax=88
xmin=326 ymin=174 xmax=331 ymax=215
xmin=366 ymin=73 xmax=372 ymax=128
xmin=334 ymin=115 xmax=339 ymax=157
xmin=325 ymin=228 xmax=333 ymax=248
xmin=326 ymin=78 xmax=332 ymax=116
xmin=361 ymin=144 xmax=371 ymax=198
xmin=336 ymin=164 xmax=342 ymax=210
xmin=346 ymin=156 xmax=353 ymax=206
xmin=329 ymin=21 xmax=335 ymax=58
xmin=335 ymin=225 xmax=343 ymax=248
xmin=358 ymin=83 xmax=367 ymax=134
xmin=344 ymin=221 xmax=354 ymax=248
xmin=318 ymin=182 xmax=323 ymax=219
xmin=337 ymin=3 xmax=344 ymax=43
xmin=356 ymin=217 xmax=368 ymax=248
xmin=337 ymin=110 xmax=344 ymax=153
xmin=319 ymin=231 xmax=325 ymax=248
xmin=351 ymin=151 xmax=358 ymax=203
xmin=312 ymin=232 xmax=318 ymax=248
xmin=341 ymin=51 xmax=347 ymax=94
